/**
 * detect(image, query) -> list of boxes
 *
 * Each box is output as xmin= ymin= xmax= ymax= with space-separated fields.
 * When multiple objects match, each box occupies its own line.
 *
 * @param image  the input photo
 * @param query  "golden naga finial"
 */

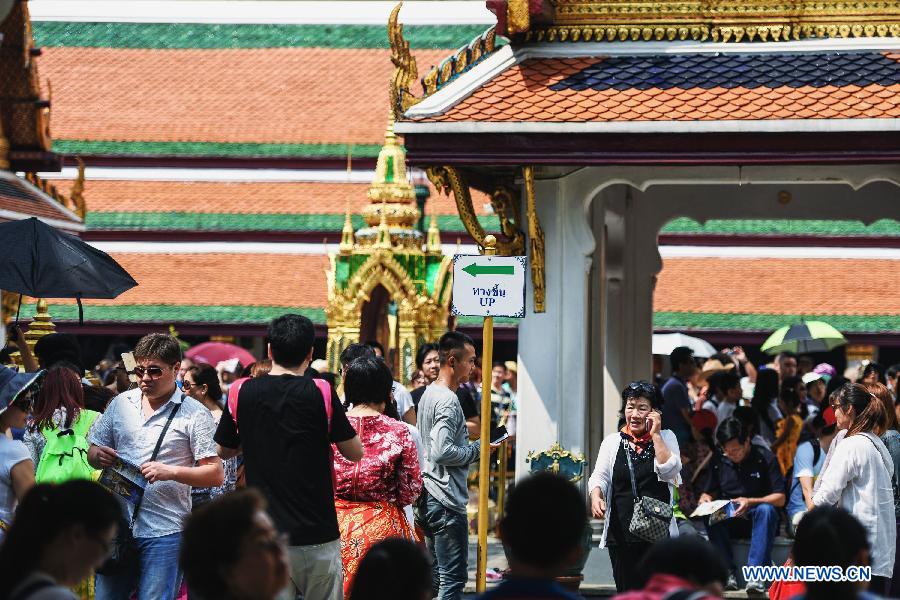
xmin=388 ymin=2 xmax=420 ymax=120
xmin=69 ymin=157 xmax=86 ymax=219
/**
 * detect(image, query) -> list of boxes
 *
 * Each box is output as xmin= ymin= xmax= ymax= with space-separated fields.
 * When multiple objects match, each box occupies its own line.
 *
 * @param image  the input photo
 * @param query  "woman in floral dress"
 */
xmin=334 ymin=357 xmax=422 ymax=598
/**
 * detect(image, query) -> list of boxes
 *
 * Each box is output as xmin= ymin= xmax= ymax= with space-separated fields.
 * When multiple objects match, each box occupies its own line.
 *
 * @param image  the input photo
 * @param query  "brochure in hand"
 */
xmin=98 ymin=458 xmax=147 ymax=520
xmin=690 ymin=499 xmax=738 ymax=524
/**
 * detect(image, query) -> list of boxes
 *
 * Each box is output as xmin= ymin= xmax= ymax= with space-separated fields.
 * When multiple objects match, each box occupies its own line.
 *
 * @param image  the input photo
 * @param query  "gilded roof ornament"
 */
xmin=426 ymin=214 xmax=442 ymax=256
xmin=339 ymin=211 xmax=354 ymax=254
xmin=481 ymin=0 xmax=900 ymax=42
xmin=388 ymin=3 xmax=420 ymax=120
xmin=421 ymin=27 xmax=499 ymax=97
xmin=324 ymin=112 xmax=451 ymax=386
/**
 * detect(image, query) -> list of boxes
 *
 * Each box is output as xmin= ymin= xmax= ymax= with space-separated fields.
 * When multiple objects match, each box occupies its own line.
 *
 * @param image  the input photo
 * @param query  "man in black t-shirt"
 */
xmin=699 ymin=417 xmax=785 ymax=593
xmin=216 ymin=314 xmax=362 ymax=600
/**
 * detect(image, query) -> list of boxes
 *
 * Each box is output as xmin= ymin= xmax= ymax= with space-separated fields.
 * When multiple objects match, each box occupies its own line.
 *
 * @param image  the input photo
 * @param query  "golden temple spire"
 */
xmin=339 ymin=211 xmax=355 ymax=254
xmin=426 ymin=213 xmax=441 ymax=255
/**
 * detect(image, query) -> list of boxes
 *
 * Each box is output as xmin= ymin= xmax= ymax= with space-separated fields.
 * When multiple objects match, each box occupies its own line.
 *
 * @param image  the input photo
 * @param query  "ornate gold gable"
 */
xmin=325 ymin=119 xmax=452 ymax=384
xmin=0 ymin=1 xmax=86 ymax=332
xmin=487 ymin=0 xmax=900 ymax=43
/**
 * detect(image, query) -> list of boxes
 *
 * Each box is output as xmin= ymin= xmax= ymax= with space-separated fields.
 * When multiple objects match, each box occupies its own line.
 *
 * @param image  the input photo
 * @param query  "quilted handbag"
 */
xmin=623 ymin=439 xmax=672 ymax=543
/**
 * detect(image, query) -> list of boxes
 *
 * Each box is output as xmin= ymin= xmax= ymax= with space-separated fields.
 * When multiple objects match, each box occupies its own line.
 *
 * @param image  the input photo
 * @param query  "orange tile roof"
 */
xmin=415 ymin=54 xmax=900 ymax=123
xmin=50 ymin=179 xmax=490 ymax=216
xmin=76 ymin=253 xmax=329 ymax=308
xmin=656 ymin=257 xmax=900 ymax=316
xmin=62 ymin=254 xmax=900 ymax=321
xmin=0 ymin=177 xmax=82 ymax=225
xmin=40 ymin=47 xmax=451 ymax=145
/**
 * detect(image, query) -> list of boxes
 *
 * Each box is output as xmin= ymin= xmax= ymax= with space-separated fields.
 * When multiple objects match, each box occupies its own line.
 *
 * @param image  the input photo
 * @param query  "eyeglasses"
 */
xmin=133 ymin=365 xmax=167 ymax=380
xmin=181 ymin=380 xmax=201 ymax=391
xmin=830 ymin=402 xmax=843 ymax=412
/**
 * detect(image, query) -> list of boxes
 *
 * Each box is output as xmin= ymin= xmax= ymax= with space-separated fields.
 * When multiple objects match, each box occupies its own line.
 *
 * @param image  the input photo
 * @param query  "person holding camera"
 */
xmin=588 ymin=380 xmax=682 ymax=592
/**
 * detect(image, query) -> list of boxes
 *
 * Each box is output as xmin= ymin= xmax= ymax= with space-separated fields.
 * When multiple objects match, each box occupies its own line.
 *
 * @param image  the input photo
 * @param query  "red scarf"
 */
xmin=620 ymin=426 xmax=653 ymax=453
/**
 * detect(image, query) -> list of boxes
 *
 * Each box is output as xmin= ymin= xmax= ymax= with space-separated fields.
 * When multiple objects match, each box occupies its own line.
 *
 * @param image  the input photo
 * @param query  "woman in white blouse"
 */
xmin=813 ymin=382 xmax=896 ymax=596
xmin=588 ymin=380 xmax=682 ymax=592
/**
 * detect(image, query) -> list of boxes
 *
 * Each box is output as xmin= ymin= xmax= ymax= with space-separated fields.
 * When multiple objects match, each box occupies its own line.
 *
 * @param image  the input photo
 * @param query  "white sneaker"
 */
xmin=745 ymin=579 xmax=766 ymax=593
xmin=725 ymin=574 xmax=739 ymax=591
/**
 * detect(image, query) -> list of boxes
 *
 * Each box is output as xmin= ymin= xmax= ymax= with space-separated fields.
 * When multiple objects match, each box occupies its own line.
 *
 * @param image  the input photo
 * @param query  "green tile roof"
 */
xmin=22 ymin=303 xmax=896 ymax=333
xmin=654 ymin=312 xmax=900 ymax=334
xmin=22 ymin=303 xmax=520 ymax=327
xmin=33 ymin=22 xmax=495 ymax=50
xmin=85 ymin=211 xmax=500 ymax=234
xmin=662 ymin=218 xmax=900 ymax=237
xmin=53 ymin=139 xmax=383 ymax=159
xmin=20 ymin=303 xmax=326 ymax=324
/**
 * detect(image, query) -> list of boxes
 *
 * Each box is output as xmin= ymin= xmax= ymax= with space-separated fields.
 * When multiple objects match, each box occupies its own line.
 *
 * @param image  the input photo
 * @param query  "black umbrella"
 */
xmin=0 ymin=217 xmax=137 ymax=323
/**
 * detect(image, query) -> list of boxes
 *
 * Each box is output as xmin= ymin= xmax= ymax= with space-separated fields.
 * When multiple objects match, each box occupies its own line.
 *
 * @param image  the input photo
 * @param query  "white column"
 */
xmin=515 ymin=170 xmax=596 ymax=479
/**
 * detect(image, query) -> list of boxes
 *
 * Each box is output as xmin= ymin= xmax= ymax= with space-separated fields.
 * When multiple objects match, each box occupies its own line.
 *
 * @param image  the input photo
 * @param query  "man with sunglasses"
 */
xmin=88 ymin=333 xmax=224 ymax=600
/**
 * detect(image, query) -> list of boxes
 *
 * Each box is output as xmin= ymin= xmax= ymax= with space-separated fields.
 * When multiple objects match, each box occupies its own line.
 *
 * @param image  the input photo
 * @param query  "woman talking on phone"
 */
xmin=587 ymin=380 xmax=682 ymax=592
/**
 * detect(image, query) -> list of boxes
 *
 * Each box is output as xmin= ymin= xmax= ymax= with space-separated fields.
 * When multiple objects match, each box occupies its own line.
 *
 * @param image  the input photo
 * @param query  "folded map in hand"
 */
xmin=690 ymin=499 xmax=737 ymax=524
xmin=98 ymin=458 xmax=146 ymax=519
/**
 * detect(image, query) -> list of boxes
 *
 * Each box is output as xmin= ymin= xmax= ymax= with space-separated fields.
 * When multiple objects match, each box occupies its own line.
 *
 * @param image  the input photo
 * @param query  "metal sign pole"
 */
xmin=475 ymin=234 xmax=497 ymax=594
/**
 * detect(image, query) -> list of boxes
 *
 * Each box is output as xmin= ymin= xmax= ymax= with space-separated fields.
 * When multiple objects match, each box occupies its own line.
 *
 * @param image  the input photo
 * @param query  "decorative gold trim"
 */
xmin=490 ymin=186 xmax=522 ymax=245
xmin=0 ymin=290 xmax=20 ymax=326
xmin=426 ymin=165 xmax=525 ymax=256
xmin=520 ymin=0 xmax=900 ymax=43
xmin=507 ymin=0 xmax=531 ymax=35
xmin=526 ymin=442 xmax=587 ymax=482
xmin=388 ymin=2 xmax=420 ymax=120
xmin=24 ymin=159 xmax=86 ymax=220
xmin=339 ymin=211 xmax=354 ymax=254
xmin=68 ymin=157 xmax=86 ymax=219
xmin=523 ymin=166 xmax=545 ymax=314
xmin=420 ymin=27 xmax=498 ymax=98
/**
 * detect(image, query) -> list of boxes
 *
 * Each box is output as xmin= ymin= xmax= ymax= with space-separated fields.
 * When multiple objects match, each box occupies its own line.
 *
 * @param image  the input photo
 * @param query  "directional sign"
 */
xmin=452 ymin=254 xmax=526 ymax=318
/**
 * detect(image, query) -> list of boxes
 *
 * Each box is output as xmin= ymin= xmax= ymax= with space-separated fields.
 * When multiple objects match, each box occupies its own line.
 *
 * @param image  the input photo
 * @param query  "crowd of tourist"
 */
xmin=0 ymin=319 xmax=898 ymax=599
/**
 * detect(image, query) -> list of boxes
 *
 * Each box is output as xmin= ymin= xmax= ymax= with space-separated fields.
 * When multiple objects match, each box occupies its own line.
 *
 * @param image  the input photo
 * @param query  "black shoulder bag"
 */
xmin=97 ymin=400 xmax=182 ymax=575
xmin=623 ymin=438 xmax=673 ymax=543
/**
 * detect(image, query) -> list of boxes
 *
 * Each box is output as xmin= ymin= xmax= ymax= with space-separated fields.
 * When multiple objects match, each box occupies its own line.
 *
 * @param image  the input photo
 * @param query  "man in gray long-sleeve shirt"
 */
xmin=416 ymin=331 xmax=481 ymax=600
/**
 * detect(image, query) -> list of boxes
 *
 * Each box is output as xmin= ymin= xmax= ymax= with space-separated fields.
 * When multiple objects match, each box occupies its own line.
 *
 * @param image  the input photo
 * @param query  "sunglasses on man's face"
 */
xmin=133 ymin=365 xmax=169 ymax=380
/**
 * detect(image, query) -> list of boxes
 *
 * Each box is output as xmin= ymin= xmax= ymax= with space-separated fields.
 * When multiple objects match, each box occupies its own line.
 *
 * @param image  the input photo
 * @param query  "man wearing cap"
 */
xmin=786 ymin=407 xmax=838 ymax=536
xmin=801 ymin=371 xmax=827 ymax=420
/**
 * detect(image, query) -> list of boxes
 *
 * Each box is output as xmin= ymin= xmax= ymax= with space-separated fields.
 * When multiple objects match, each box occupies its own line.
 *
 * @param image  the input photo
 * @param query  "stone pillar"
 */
xmin=515 ymin=170 xmax=596 ymax=479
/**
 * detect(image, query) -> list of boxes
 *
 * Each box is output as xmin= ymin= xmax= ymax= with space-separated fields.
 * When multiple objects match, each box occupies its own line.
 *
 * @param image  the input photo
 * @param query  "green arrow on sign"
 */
xmin=462 ymin=263 xmax=515 ymax=277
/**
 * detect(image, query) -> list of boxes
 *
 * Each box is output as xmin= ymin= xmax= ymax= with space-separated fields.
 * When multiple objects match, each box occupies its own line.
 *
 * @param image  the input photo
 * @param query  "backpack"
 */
xmin=786 ymin=435 xmax=821 ymax=495
xmin=229 ymin=376 xmax=335 ymax=488
xmin=35 ymin=409 xmax=101 ymax=484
